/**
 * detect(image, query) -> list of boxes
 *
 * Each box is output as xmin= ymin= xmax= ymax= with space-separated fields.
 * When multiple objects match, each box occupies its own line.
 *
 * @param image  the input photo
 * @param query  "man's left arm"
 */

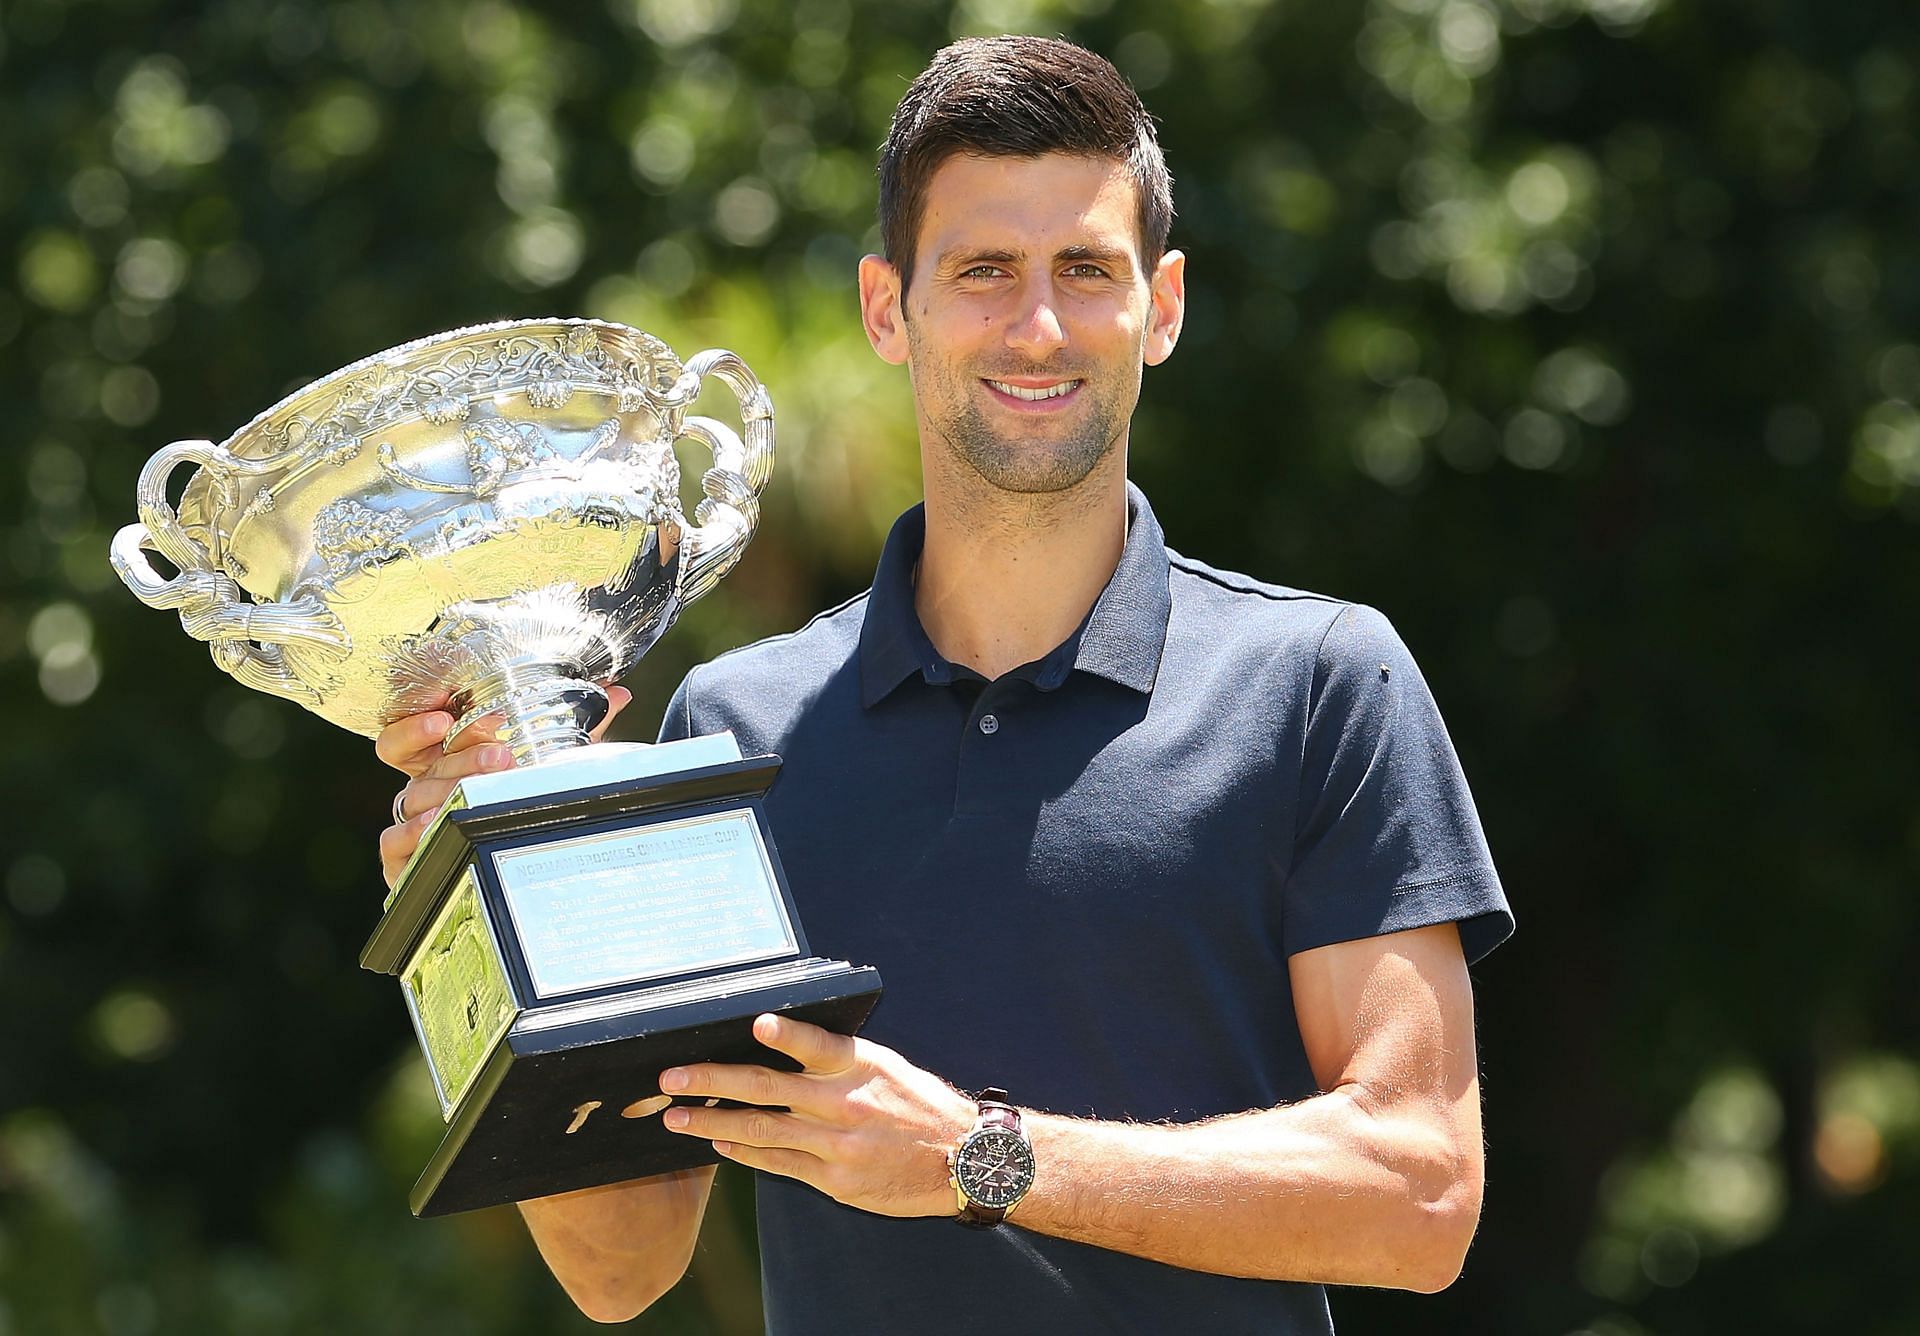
xmin=658 ymin=919 xmax=1484 ymax=1293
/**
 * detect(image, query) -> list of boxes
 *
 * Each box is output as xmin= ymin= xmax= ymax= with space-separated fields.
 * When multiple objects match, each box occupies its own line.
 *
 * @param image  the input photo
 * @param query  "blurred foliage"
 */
xmin=1 ymin=0 xmax=1916 ymax=1331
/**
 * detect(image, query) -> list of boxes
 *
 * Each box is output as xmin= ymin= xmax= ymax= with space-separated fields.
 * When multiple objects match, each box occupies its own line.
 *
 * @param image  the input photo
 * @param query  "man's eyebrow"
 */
xmin=934 ymin=247 xmax=1024 ymax=271
xmin=1056 ymin=243 xmax=1132 ymax=268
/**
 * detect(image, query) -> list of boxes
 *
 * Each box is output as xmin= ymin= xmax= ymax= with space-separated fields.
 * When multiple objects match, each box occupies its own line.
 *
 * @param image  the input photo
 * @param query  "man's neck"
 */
xmin=913 ymin=459 xmax=1129 ymax=682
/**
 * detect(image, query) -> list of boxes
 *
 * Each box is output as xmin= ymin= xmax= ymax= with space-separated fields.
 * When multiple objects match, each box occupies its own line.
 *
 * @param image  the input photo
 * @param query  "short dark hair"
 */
xmin=877 ymin=36 xmax=1174 ymax=288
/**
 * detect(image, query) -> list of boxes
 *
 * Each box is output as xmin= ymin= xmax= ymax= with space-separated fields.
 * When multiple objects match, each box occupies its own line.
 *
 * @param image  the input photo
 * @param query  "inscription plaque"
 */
xmin=493 ymin=808 xmax=797 ymax=998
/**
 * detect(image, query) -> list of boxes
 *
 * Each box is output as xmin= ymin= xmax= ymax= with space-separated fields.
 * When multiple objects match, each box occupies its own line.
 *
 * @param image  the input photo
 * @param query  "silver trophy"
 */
xmin=111 ymin=318 xmax=881 ymax=1216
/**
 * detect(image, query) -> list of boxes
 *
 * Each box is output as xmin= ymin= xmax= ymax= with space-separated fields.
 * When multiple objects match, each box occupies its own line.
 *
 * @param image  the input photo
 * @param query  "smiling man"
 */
xmin=378 ymin=35 xmax=1512 ymax=1333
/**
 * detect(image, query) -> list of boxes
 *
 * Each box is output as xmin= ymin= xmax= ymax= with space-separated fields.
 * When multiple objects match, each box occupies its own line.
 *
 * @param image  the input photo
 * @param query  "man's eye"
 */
xmin=961 ymin=265 xmax=1005 ymax=280
xmin=1064 ymin=263 xmax=1109 ymax=279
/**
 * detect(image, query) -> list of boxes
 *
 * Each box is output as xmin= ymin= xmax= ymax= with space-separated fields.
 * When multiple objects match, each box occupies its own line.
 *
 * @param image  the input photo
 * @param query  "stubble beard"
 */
xmin=907 ymin=326 xmax=1137 ymax=497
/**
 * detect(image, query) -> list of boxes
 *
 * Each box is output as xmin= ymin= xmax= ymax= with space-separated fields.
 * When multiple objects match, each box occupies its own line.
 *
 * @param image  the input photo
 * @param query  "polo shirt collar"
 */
xmin=858 ymin=482 xmax=1173 ymax=707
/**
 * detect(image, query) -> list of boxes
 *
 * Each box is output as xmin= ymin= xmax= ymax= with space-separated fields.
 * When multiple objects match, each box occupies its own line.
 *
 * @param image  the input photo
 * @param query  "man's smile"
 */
xmin=982 ymin=377 xmax=1084 ymax=407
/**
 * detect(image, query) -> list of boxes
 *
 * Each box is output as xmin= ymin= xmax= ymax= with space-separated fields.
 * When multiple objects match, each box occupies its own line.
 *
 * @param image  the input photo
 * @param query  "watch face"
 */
xmin=954 ymin=1127 xmax=1035 ymax=1209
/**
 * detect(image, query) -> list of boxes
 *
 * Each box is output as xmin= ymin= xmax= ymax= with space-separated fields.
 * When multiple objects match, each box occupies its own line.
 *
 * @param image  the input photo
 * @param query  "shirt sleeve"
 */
xmin=1280 ymin=604 xmax=1513 ymax=965
xmin=656 ymin=667 xmax=698 ymax=744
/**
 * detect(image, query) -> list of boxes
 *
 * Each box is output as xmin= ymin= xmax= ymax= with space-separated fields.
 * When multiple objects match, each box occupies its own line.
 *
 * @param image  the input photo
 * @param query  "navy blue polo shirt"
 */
xmin=658 ymin=485 xmax=1511 ymax=1335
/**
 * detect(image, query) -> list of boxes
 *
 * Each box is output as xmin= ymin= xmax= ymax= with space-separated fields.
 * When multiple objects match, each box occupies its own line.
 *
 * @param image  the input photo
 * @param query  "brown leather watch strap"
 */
xmin=978 ymin=1089 xmax=1022 ymax=1133
xmin=957 ymin=1201 xmax=1008 ymax=1228
xmin=956 ymin=1088 xmax=1027 ymax=1228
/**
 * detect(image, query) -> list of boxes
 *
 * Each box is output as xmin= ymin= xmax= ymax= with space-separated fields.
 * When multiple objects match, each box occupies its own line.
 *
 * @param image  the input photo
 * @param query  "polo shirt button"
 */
xmin=978 ymin=713 xmax=1000 ymax=736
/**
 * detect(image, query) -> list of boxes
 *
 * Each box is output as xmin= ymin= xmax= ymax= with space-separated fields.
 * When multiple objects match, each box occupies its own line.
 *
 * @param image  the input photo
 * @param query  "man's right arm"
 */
xmin=375 ymin=695 xmax=713 ymax=1323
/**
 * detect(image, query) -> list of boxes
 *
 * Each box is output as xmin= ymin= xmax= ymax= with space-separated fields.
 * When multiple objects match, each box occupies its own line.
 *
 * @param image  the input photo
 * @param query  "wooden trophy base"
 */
xmin=361 ymin=736 xmax=883 ymax=1217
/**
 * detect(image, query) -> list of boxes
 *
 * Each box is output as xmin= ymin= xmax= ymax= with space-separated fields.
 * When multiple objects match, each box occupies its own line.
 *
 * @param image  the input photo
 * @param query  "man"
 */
xmin=378 ymin=36 xmax=1511 ymax=1333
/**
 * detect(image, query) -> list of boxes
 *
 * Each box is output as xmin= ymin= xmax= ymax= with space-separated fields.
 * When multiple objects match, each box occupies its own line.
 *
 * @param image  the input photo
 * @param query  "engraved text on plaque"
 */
xmin=492 ymin=810 xmax=796 ymax=998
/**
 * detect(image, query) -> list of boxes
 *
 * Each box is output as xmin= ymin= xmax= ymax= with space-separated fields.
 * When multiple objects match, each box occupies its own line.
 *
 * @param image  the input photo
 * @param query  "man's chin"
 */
xmin=951 ymin=437 xmax=1119 ymax=497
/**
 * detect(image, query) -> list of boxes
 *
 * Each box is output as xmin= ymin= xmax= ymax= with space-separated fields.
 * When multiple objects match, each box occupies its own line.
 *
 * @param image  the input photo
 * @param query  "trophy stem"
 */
xmin=449 ymin=664 xmax=610 ymax=766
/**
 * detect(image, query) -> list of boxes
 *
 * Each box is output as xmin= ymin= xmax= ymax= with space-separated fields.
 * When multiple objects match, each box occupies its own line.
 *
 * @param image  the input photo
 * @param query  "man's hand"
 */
xmin=373 ymin=685 xmax=633 ymax=888
xmin=659 ymin=1013 xmax=976 ymax=1219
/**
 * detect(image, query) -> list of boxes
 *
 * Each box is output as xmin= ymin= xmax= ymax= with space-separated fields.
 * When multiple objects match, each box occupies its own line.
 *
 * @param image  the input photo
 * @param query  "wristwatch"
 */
xmin=948 ymin=1087 xmax=1035 ymax=1228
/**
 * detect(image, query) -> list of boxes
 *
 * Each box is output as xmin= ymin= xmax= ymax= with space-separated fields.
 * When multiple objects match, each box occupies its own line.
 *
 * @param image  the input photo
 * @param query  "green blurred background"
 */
xmin=3 ymin=0 xmax=1916 ymax=1331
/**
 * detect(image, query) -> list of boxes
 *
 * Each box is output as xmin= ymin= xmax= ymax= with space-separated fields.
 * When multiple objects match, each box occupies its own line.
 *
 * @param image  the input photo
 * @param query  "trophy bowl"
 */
xmin=110 ymin=318 xmax=882 ymax=1216
xmin=110 ymin=317 xmax=773 ymax=758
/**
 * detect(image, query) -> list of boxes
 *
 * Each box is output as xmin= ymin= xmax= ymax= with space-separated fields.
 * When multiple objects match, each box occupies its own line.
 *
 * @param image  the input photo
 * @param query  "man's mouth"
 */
xmin=984 ymin=379 xmax=1082 ymax=402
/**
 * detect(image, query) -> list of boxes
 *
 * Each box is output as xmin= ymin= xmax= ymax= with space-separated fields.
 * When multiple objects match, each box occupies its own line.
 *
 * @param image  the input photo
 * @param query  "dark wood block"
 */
xmin=360 ymin=747 xmax=884 ymax=1217
xmin=413 ymin=962 xmax=882 ymax=1216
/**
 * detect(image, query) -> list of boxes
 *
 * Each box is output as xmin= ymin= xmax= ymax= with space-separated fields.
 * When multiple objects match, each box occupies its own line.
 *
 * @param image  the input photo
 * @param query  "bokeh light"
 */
xmin=2 ymin=2 xmax=1915 ymax=1332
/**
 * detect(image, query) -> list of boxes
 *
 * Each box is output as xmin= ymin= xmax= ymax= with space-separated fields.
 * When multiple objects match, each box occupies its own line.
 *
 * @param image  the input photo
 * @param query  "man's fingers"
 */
xmin=445 ymin=711 xmax=504 ymax=754
xmin=661 ymin=1102 xmax=832 ymax=1183
xmin=393 ymin=770 xmax=475 ymax=825
xmin=706 ymin=1140 xmax=820 ymax=1184
xmin=662 ymin=1104 xmax=835 ymax=1159
xmin=659 ymin=1061 xmax=820 ymax=1114
xmin=752 ymin=1013 xmax=856 ymax=1075
xmin=382 ymin=745 xmax=511 ymax=876
xmin=587 ymin=685 xmax=633 ymax=743
xmin=379 ymin=810 xmax=436 ymax=889
xmin=415 ymin=741 xmax=514 ymax=787
xmin=377 ymin=684 xmax=625 ymax=770
xmin=374 ymin=710 xmax=454 ymax=775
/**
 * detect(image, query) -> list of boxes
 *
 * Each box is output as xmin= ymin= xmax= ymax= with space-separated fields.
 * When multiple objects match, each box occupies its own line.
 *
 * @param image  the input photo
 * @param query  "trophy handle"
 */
xmin=109 ymin=439 xmax=349 ymax=706
xmin=671 ymin=349 xmax=774 ymax=604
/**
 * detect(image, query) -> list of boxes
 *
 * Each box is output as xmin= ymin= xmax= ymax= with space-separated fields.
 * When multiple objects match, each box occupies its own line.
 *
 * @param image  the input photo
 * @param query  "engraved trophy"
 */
xmin=110 ymin=319 xmax=882 ymax=1216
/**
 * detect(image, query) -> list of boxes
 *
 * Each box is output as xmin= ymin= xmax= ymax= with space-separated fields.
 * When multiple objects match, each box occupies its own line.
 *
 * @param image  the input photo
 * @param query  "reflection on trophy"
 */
xmin=110 ymin=319 xmax=882 ymax=1216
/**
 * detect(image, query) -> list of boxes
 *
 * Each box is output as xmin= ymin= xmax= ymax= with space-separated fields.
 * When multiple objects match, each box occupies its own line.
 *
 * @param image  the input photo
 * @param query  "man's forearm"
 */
xmin=1011 ymin=1082 xmax=1483 ymax=1292
xmin=653 ymin=933 xmax=1486 ymax=1293
xmin=517 ymin=1165 xmax=717 ymax=1323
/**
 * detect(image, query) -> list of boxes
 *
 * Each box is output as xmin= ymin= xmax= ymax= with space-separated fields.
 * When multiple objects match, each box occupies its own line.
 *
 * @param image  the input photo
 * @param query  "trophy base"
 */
xmin=359 ymin=733 xmax=885 ymax=1217
xmin=412 ymin=955 xmax=881 ymax=1217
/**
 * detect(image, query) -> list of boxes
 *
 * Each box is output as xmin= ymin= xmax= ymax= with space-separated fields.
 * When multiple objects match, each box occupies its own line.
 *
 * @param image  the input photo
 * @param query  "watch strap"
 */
xmin=978 ymin=1087 xmax=1022 ymax=1134
xmin=955 ymin=1088 xmax=1027 ymax=1228
xmin=956 ymin=1200 xmax=1007 ymax=1228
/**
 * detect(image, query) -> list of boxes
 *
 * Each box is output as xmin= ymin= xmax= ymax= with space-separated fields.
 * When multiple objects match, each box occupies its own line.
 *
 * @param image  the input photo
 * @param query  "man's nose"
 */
xmin=1004 ymin=282 xmax=1067 ymax=358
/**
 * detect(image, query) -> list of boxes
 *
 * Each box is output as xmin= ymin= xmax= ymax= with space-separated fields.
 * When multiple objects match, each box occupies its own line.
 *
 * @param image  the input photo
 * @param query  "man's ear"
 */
xmin=1143 ymin=249 xmax=1186 ymax=367
xmin=859 ymin=254 xmax=910 ymax=366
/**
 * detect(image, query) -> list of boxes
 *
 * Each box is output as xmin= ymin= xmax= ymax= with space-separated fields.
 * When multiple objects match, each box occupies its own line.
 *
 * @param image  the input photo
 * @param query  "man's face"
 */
xmin=860 ymin=152 xmax=1185 ymax=496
